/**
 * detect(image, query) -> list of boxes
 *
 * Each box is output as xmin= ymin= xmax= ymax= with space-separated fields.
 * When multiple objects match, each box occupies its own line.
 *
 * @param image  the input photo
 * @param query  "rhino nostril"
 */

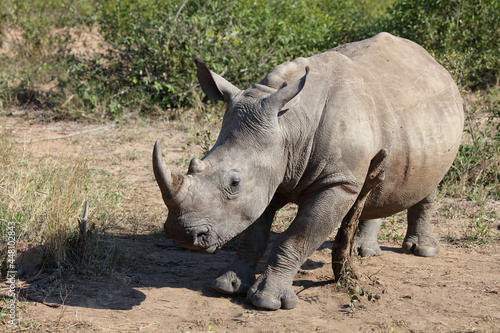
xmin=194 ymin=232 xmax=209 ymax=247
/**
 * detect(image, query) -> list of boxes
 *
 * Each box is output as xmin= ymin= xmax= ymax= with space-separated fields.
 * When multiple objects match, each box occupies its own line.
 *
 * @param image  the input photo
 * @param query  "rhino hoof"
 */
xmin=212 ymin=267 xmax=254 ymax=295
xmin=212 ymin=276 xmax=244 ymax=295
xmin=246 ymin=275 xmax=298 ymax=310
xmin=248 ymin=291 xmax=298 ymax=310
xmin=402 ymin=237 xmax=440 ymax=257
xmin=353 ymin=243 xmax=382 ymax=257
xmin=353 ymin=219 xmax=383 ymax=258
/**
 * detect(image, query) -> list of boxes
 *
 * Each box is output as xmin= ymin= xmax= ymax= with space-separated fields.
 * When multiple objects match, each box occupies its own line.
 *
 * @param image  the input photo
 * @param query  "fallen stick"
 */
xmin=23 ymin=294 xmax=61 ymax=308
xmin=15 ymin=269 xmax=63 ymax=308
xmin=332 ymin=148 xmax=388 ymax=282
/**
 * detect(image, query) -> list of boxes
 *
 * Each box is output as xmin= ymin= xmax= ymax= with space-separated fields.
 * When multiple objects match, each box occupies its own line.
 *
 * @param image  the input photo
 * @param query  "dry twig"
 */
xmin=332 ymin=148 xmax=388 ymax=282
xmin=78 ymin=198 xmax=89 ymax=236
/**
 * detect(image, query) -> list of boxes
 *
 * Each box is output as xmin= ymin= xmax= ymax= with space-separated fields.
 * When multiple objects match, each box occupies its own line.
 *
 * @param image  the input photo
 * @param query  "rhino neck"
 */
xmin=269 ymin=56 xmax=347 ymax=198
xmin=276 ymin=97 xmax=328 ymax=198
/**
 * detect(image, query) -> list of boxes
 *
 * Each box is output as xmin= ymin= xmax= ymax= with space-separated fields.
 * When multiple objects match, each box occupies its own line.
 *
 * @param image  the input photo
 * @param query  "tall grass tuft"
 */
xmin=439 ymin=87 xmax=500 ymax=244
xmin=0 ymin=130 xmax=123 ymax=275
xmin=441 ymin=88 xmax=500 ymax=201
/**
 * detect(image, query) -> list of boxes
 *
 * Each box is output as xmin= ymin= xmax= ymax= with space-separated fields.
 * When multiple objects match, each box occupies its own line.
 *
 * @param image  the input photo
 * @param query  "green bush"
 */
xmin=57 ymin=0 xmax=390 ymax=117
xmin=59 ymin=0 xmax=498 ymax=117
xmin=441 ymin=88 xmax=500 ymax=201
xmin=377 ymin=0 xmax=500 ymax=89
xmin=0 ymin=0 xmax=497 ymax=116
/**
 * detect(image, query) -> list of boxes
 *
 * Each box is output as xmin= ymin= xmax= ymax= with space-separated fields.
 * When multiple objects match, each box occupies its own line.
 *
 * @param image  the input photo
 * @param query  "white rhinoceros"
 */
xmin=153 ymin=32 xmax=464 ymax=310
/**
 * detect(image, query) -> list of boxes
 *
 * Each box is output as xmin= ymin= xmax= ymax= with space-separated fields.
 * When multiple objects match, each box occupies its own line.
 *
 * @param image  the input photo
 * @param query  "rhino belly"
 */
xmin=359 ymin=124 xmax=461 ymax=219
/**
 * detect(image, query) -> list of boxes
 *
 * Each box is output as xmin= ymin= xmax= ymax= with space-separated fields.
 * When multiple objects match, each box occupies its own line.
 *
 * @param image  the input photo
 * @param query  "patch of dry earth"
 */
xmin=1 ymin=116 xmax=499 ymax=332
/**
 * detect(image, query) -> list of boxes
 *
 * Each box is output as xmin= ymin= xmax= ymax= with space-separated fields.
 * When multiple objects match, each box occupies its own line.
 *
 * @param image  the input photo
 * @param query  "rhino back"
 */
xmin=271 ymin=33 xmax=464 ymax=217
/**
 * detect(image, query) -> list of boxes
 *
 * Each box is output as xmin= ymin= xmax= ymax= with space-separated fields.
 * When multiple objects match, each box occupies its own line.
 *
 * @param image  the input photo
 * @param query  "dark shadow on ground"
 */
xmin=15 ymin=233 xmax=361 ymax=311
xmin=380 ymin=246 xmax=404 ymax=254
xmin=17 ymin=232 xmax=230 ymax=310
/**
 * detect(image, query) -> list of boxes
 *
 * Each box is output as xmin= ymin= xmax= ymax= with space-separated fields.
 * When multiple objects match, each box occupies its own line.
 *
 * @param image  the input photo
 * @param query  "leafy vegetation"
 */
xmin=56 ymin=0 xmax=395 ymax=117
xmin=1 ymin=0 xmax=497 ymax=115
xmin=377 ymin=0 xmax=499 ymax=90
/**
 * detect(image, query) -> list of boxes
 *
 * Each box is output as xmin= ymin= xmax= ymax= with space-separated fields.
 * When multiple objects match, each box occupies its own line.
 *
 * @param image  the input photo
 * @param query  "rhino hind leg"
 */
xmin=212 ymin=197 xmax=284 ymax=295
xmin=353 ymin=219 xmax=383 ymax=257
xmin=402 ymin=189 xmax=440 ymax=257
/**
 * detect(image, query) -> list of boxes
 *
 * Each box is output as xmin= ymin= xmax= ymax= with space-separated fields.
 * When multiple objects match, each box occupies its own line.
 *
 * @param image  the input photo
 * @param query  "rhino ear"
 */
xmin=263 ymin=66 xmax=309 ymax=115
xmin=194 ymin=57 xmax=240 ymax=102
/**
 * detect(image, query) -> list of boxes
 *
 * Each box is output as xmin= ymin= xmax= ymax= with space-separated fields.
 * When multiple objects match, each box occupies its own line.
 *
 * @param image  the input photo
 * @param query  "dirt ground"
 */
xmin=2 ymin=116 xmax=499 ymax=332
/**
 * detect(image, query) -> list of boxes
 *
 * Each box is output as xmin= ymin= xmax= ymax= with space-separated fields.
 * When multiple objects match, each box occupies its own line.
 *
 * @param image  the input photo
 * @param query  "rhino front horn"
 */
xmin=152 ymin=140 xmax=187 ymax=208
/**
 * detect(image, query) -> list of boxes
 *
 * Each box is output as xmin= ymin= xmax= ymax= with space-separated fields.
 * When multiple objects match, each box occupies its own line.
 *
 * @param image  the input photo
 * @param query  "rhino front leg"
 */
xmin=212 ymin=197 xmax=285 ymax=295
xmin=353 ymin=219 xmax=383 ymax=257
xmin=403 ymin=189 xmax=440 ymax=257
xmin=247 ymin=188 xmax=356 ymax=310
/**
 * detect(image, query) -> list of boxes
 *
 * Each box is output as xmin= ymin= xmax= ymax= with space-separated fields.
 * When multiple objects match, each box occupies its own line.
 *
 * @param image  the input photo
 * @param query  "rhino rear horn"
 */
xmin=152 ymin=140 xmax=187 ymax=208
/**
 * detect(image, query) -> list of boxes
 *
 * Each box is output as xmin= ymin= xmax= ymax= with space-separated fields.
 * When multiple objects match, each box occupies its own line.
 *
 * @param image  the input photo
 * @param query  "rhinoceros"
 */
xmin=152 ymin=32 xmax=464 ymax=310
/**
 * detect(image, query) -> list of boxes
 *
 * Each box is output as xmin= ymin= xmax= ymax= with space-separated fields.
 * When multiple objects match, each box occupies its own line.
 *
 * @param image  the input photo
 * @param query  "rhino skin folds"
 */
xmin=153 ymin=33 xmax=464 ymax=310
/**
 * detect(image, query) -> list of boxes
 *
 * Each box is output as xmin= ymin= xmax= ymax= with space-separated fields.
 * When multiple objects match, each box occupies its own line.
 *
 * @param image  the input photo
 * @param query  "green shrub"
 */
xmin=1 ymin=0 xmax=497 ymax=116
xmin=377 ymin=0 xmax=500 ymax=89
xmin=57 ymin=0 xmax=391 ymax=117
xmin=441 ymin=88 xmax=500 ymax=201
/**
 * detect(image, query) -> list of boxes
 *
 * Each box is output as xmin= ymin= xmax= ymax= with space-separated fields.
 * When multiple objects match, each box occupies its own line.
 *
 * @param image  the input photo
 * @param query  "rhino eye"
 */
xmin=231 ymin=178 xmax=240 ymax=187
xmin=224 ymin=172 xmax=241 ymax=197
xmin=222 ymin=175 xmax=241 ymax=199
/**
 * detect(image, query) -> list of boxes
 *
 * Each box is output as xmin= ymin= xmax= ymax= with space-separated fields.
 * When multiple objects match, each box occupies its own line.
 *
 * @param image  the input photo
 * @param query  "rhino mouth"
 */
xmin=200 ymin=244 xmax=217 ymax=254
xmin=177 ymin=239 xmax=217 ymax=254
xmin=191 ymin=228 xmax=226 ymax=254
xmin=165 ymin=221 xmax=221 ymax=253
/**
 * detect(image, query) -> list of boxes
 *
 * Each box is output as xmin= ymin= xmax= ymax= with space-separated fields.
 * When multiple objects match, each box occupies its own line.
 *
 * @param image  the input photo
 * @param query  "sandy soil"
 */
xmin=1 ymin=116 xmax=499 ymax=333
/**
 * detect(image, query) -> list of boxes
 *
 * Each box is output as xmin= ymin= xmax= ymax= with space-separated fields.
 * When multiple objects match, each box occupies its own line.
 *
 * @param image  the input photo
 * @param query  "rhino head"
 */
xmin=153 ymin=58 xmax=308 ymax=253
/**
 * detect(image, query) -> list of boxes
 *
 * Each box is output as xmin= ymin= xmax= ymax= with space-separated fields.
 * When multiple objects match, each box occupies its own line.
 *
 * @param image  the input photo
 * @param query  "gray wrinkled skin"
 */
xmin=152 ymin=33 xmax=464 ymax=310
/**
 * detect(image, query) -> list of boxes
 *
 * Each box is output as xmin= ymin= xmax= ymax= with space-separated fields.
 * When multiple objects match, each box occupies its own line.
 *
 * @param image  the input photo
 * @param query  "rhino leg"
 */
xmin=212 ymin=197 xmax=285 ymax=295
xmin=353 ymin=219 xmax=383 ymax=257
xmin=402 ymin=189 xmax=440 ymax=257
xmin=247 ymin=188 xmax=355 ymax=310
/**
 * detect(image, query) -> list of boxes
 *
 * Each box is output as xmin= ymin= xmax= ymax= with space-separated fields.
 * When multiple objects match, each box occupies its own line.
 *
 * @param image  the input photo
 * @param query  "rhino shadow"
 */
xmin=380 ymin=246 xmax=404 ymax=254
xmin=19 ymin=232 xmax=335 ymax=310
xmin=19 ymin=233 xmax=220 ymax=310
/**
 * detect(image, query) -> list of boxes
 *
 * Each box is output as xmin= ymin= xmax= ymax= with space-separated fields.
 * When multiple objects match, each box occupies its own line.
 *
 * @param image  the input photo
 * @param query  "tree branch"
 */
xmin=332 ymin=148 xmax=389 ymax=282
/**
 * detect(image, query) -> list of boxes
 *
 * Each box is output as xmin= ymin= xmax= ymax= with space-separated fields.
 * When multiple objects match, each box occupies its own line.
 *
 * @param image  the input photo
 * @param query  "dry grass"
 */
xmin=0 ymin=128 xmax=124 ymax=275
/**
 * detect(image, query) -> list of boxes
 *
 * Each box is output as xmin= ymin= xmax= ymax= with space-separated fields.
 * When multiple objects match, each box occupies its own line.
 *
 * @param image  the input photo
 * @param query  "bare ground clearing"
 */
xmin=1 ymin=116 xmax=499 ymax=333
